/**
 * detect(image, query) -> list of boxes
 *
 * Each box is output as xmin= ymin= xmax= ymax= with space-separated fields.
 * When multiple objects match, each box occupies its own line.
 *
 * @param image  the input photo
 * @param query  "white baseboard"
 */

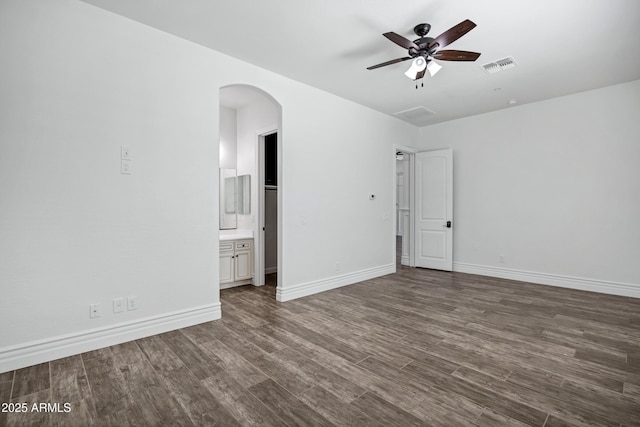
xmin=453 ymin=262 xmax=640 ymax=298
xmin=265 ymin=266 xmax=278 ymax=275
xmin=0 ymin=303 xmax=221 ymax=374
xmin=276 ymin=264 xmax=395 ymax=302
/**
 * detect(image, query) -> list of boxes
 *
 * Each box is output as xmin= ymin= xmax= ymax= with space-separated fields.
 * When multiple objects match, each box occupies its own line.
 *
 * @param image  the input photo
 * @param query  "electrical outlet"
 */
xmin=127 ymin=296 xmax=137 ymax=311
xmin=336 ymin=262 xmax=340 ymax=271
xmin=499 ymin=254 xmax=505 ymax=263
xmin=89 ymin=303 xmax=101 ymax=318
xmin=121 ymin=160 xmax=132 ymax=175
xmin=113 ymin=298 xmax=125 ymax=313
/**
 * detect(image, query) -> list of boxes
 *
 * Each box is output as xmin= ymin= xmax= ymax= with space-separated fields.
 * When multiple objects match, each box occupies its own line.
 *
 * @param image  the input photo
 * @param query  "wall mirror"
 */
xmin=220 ymin=169 xmax=237 ymax=229
xmin=219 ymin=169 xmax=251 ymax=229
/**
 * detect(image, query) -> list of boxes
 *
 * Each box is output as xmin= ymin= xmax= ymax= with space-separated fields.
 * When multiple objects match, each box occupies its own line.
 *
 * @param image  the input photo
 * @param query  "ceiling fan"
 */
xmin=367 ymin=19 xmax=480 ymax=81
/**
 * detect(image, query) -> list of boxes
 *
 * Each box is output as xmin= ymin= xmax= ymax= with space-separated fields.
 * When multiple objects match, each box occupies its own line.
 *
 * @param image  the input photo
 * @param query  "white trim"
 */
xmin=453 ymin=262 xmax=640 ymax=298
xmin=394 ymin=144 xmax=418 ymax=154
xmin=265 ymin=266 xmax=278 ymax=275
xmin=391 ymin=147 xmax=398 ymax=273
xmin=408 ymin=152 xmax=415 ymax=267
xmin=276 ymin=264 xmax=395 ymax=302
xmin=392 ymin=144 xmax=417 ymax=269
xmin=255 ymin=126 xmax=277 ymax=287
xmin=0 ymin=303 xmax=221 ymax=373
xmin=255 ymin=126 xmax=279 ymax=290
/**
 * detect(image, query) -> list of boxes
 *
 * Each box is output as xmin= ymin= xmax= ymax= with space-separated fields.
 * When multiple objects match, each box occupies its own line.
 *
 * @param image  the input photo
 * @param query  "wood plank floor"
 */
xmin=2 ymin=262 xmax=640 ymax=425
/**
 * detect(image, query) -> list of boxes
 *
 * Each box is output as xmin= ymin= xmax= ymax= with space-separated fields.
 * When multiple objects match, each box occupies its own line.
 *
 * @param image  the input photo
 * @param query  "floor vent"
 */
xmin=393 ymin=106 xmax=436 ymax=126
xmin=481 ymin=57 xmax=517 ymax=74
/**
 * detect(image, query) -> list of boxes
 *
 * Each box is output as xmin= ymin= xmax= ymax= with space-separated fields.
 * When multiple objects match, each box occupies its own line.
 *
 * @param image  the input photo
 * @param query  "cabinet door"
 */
xmin=234 ymin=249 xmax=252 ymax=281
xmin=219 ymin=251 xmax=235 ymax=284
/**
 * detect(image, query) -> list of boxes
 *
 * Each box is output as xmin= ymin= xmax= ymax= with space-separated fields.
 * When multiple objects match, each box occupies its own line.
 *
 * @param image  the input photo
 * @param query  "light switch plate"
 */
xmin=121 ymin=145 xmax=131 ymax=160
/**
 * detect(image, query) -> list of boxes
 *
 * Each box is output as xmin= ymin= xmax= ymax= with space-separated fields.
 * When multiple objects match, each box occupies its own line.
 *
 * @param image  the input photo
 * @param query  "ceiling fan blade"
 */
xmin=367 ymin=56 xmax=412 ymax=70
xmin=415 ymin=69 xmax=426 ymax=80
xmin=432 ymin=50 xmax=481 ymax=61
xmin=383 ymin=32 xmax=420 ymax=51
xmin=428 ymin=19 xmax=476 ymax=50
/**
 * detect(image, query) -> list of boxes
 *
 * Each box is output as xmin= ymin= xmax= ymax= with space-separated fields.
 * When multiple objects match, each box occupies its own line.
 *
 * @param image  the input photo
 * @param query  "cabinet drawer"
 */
xmin=235 ymin=241 xmax=251 ymax=250
xmin=220 ymin=242 xmax=233 ymax=251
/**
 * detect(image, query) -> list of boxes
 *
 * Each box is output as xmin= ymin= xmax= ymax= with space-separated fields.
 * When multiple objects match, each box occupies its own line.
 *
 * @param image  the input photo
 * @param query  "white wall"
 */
xmin=278 ymin=97 xmax=417 ymax=300
xmin=236 ymin=95 xmax=279 ymax=232
xmin=219 ymin=106 xmax=238 ymax=229
xmin=418 ymin=80 xmax=640 ymax=296
xmin=0 ymin=0 xmax=417 ymax=372
xmin=219 ymin=106 xmax=237 ymax=170
xmin=235 ymin=93 xmax=279 ymax=278
xmin=0 ymin=0 xmax=222 ymax=371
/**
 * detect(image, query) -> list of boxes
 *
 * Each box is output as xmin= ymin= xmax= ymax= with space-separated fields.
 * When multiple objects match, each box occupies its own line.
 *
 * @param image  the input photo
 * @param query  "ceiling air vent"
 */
xmin=481 ymin=57 xmax=517 ymax=74
xmin=394 ymin=106 xmax=436 ymax=126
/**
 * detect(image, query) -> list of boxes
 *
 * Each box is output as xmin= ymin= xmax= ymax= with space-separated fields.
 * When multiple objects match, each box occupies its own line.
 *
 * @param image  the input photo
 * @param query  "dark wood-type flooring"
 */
xmin=2 ymin=254 xmax=640 ymax=425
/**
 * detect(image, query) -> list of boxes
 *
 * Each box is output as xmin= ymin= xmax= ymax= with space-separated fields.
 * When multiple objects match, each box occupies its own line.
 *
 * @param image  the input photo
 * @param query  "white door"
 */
xmin=415 ymin=149 xmax=453 ymax=271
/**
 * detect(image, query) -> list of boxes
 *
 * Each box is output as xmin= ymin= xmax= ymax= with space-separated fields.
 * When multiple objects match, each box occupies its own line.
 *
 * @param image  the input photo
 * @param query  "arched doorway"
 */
xmin=218 ymin=84 xmax=282 ymax=294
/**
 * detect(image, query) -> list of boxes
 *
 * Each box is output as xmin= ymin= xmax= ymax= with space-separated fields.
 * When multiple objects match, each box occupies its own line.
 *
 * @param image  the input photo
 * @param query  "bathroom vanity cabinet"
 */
xmin=219 ymin=238 xmax=253 ymax=289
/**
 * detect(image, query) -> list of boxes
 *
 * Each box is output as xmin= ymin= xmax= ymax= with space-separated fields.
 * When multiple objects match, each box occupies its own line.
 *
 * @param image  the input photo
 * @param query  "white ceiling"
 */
xmin=83 ymin=0 xmax=640 ymax=127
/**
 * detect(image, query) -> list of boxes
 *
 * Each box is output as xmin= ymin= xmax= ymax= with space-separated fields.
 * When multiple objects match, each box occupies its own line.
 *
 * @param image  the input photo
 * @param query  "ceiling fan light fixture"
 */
xmin=427 ymin=60 xmax=442 ymax=77
xmin=367 ymin=18 xmax=479 ymax=83
xmin=404 ymin=56 xmax=427 ymax=80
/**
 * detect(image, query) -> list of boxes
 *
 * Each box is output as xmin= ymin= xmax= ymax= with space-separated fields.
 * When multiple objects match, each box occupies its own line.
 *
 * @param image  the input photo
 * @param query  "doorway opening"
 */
xmin=394 ymin=145 xmax=416 ymax=269
xmin=392 ymin=146 xmax=454 ymax=273
xmin=262 ymin=131 xmax=278 ymax=287
xmin=218 ymin=84 xmax=282 ymax=297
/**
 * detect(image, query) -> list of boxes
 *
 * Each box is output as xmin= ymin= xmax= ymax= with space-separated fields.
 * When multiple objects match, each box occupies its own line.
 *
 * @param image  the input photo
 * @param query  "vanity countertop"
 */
xmin=219 ymin=230 xmax=253 ymax=241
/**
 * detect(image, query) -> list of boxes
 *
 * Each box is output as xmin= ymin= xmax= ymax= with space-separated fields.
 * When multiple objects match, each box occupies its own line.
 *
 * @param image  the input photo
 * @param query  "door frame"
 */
xmin=256 ymin=126 xmax=279 ymax=287
xmin=392 ymin=144 xmax=417 ymax=268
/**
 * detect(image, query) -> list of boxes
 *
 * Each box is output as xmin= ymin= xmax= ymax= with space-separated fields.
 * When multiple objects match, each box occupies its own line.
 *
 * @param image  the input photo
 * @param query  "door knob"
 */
xmin=446 ymin=221 xmax=452 ymax=228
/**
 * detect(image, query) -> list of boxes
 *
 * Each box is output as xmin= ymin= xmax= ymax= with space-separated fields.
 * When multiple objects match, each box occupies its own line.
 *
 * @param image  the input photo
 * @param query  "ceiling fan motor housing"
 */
xmin=413 ymin=23 xmax=431 ymax=37
xmin=417 ymin=37 xmax=436 ymax=49
xmin=409 ymin=36 xmax=437 ymax=57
